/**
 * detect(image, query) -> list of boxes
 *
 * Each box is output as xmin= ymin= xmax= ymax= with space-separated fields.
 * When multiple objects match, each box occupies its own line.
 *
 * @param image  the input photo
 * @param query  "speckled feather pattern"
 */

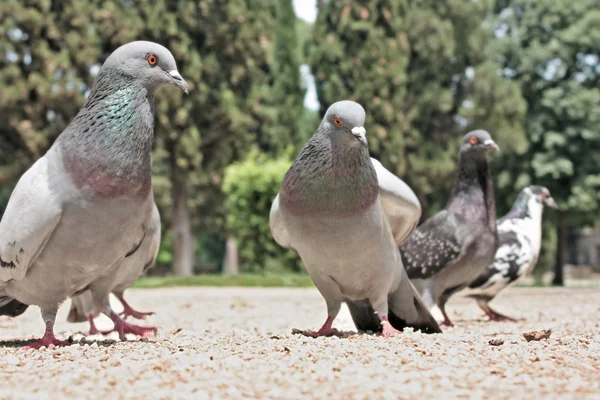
xmin=469 ymin=191 xmax=546 ymax=299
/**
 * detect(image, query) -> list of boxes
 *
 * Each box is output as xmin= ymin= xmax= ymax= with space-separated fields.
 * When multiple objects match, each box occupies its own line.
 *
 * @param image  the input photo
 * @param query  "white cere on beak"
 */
xmin=351 ymin=126 xmax=368 ymax=146
xmin=483 ymin=139 xmax=499 ymax=151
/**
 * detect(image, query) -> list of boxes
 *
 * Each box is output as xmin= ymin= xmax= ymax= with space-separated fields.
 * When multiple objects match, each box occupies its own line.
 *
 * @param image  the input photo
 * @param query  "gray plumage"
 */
xmin=67 ymin=202 xmax=161 ymax=331
xmin=467 ymin=186 xmax=556 ymax=321
xmin=270 ymin=100 xmax=441 ymax=336
xmin=401 ymin=130 xmax=499 ymax=327
xmin=0 ymin=41 xmax=188 ymax=348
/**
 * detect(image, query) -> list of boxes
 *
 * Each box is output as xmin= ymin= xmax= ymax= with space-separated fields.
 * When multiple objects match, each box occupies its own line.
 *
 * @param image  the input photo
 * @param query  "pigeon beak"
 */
xmin=484 ymin=139 xmax=499 ymax=152
xmin=351 ymin=126 xmax=368 ymax=147
xmin=168 ymin=70 xmax=189 ymax=94
xmin=544 ymin=196 xmax=558 ymax=209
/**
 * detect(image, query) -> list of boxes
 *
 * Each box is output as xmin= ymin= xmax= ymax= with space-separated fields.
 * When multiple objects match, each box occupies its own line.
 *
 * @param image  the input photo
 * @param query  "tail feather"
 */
xmin=0 ymin=298 xmax=29 ymax=318
xmin=345 ymin=279 xmax=442 ymax=335
xmin=66 ymin=291 xmax=98 ymax=323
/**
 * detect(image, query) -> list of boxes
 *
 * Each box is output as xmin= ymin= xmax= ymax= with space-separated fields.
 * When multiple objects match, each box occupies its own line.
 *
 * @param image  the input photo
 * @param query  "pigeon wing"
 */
xmin=400 ymin=211 xmax=467 ymax=280
xmin=371 ymin=158 xmax=421 ymax=246
xmin=269 ymin=194 xmax=294 ymax=251
xmin=0 ymin=156 xmax=62 ymax=285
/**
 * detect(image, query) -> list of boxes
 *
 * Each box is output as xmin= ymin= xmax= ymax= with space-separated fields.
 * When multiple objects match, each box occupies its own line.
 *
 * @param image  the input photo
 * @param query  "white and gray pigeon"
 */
xmin=0 ymin=41 xmax=188 ymax=349
xmin=401 ymin=130 xmax=499 ymax=327
xmin=466 ymin=186 xmax=557 ymax=321
xmin=67 ymin=202 xmax=161 ymax=337
xmin=270 ymin=100 xmax=441 ymax=336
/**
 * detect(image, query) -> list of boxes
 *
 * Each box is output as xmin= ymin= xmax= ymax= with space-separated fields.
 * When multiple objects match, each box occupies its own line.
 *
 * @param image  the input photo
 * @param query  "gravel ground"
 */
xmin=0 ymin=286 xmax=599 ymax=400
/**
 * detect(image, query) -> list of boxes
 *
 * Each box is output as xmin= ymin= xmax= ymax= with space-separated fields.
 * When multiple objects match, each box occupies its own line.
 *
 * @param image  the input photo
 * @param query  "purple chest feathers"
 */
xmin=64 ymin=154 xmax=151 ymax=199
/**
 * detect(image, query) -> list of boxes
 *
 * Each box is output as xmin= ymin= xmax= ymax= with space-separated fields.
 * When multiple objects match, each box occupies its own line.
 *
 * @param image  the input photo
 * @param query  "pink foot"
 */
xmin=486 ymin=308 xmax=517 ymax=322
xmin=110 ymin=312 xmax=157 ymax=341
xmin=380 ymin=316 xmax=402 ymax=337
xmin=441 ymin=311 xmax=454 ymax=327
xmin=117 ymin=296 xmax=155 ymax=320
xmin=306 ymin=316 xmax=342 ymax=337
xmin=23 ymin=322 xmax=70 ymax=350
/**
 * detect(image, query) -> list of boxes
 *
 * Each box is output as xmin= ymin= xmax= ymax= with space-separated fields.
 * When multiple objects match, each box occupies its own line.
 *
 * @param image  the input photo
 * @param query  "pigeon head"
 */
xmin=99 ymin=41 xmax=189 ymax=94
xmin=459 ymin=130 xmax=499 ymax=157
xmin=526 ymin=186 xmax=558 ymax=209
xmin=321 ymin=100 xmax=367 ymax=147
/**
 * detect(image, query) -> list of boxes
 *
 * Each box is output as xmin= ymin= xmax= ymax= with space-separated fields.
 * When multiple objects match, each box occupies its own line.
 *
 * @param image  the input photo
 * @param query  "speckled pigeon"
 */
xmin=270 ymin=100 xmax=441 ymax=336
xmin=67 ymin=202 xmax=161 ymax=337
xmin=401 ymin=130 xmax=499 ymax=327
xmin=0 ymin=41 xmax=188 ymax=349
xmin=467 ymin=186 xmax=557 ymax=321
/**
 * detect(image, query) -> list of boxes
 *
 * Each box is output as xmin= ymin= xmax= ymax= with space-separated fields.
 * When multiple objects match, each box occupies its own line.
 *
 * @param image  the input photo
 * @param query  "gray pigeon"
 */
xmin=0 ymin=41 xmax=188 ymax=349
xmin=401 ymin=130 xmax=499 ymax=327
xmin=270 ymin=100 xmax=441 ymax=336
xmin=467 ymin=186 xmax=557 ymax=321
xmin=67 ymin=202 xmax=161 ymax=337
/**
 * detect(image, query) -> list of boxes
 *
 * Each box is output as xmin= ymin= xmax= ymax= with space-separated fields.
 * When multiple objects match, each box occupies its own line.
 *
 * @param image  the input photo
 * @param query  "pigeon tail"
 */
xmin=345 ymin=280 xmax=442 ymax=335
xmin=0 ymin=294 xmax=29 ymax=318
xmin=67 ymin=292 xmax=99 ymax=323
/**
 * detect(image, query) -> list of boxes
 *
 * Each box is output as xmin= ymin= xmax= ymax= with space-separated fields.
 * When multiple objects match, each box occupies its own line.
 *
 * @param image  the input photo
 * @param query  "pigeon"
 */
xmin=401 ymin=130 xmax=499 ymax=327
xmin=270 ymin=100 xmax=441 ymax=336
xmin=467 ymin=186 xmax=557 ymax=321
xmin=0 ymin=41 xmax=188 ymax=349
xmin=67 ymin=202 xmax=161 ymax=337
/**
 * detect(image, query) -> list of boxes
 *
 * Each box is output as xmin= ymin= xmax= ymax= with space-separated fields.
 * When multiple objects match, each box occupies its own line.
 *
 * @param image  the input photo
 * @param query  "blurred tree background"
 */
xmin=0 ymin=0 xmax=598 ymax=282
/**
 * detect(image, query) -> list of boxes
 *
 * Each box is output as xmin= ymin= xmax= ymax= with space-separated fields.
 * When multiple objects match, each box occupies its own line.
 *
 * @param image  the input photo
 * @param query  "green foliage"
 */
xmin=133 ymin=273 xmax=314 ymax=288
xmin=223 ymin=149 xmax=301 ymax=273
xmin=0 ymin=0 xmax=102 ymax=182
xmin=308 ymin=0 xmax=527 ymax=216
xmin=258 ymin=0 xmax=307 ymax=154
xmin=489 ymin=0 xmax=600 ymax=223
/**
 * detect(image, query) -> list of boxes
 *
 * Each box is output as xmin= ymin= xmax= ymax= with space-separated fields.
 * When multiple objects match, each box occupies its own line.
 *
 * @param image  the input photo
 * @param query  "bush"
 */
xmin=223 ymin=149 xmax=302 ymax=273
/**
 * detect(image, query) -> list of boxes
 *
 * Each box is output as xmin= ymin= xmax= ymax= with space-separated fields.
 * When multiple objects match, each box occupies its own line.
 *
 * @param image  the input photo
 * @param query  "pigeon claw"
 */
xmin=23 ymin=334 xmax=71 ymax=350
xmin=119 ymin=309 xmax=155 ymax=321
xmin=306 ymin=327 xmax=343 ymax=338
xmin=485 ymin=308 xmax=518 ymax=322
xmin=380 ymin=317 xmax=402 ymax=337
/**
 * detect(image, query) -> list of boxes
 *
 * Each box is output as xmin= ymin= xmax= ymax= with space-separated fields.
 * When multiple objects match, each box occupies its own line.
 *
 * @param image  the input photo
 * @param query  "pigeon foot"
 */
xmin=117 ymin=296 xmax=155 ymax=320
xmin=380 ymin=316 xmax=402 ymax=337
xmin=24 ymin=333 xmax=70 ymax=350
xmin=306 ymin=316 xmax=342 ymax=337
xmin=485 ymin=308 xmax=517 ymax=322
xmin=110 ymin=312 xmax=157 ymax=341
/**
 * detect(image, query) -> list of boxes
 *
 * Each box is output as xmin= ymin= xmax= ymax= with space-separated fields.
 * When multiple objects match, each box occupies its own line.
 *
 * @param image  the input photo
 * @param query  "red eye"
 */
xmin=541 ymin=192 xmax=547 ymax=199
xmin=333 ymin=116 xmax=344 ymax=127
xmin=147 ymin=54 xmax=158 ymax=66
xmin=469 ymin=136 xmax=478 ymax=145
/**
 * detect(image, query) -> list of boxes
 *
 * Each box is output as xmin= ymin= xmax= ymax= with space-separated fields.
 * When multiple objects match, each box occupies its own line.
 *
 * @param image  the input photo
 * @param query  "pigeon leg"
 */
xmin=438 ymin=301 xmax=454 ymax=327
xmin=115 ymin=294 xmax=155 ymax=320
xmin=86 ymin=314 xmax=101 ymax=336
xmin=94 ymin=292 xmax=157 ymax=341
xmin=373 ymin=300 xmax=401 ymax=337
xmin=476 ymin=298 xmax=517 ymax=322
xmin=24 ymin=308 xmax=70 ymax=350
xmin=306 ymin=298 xmax=342 ymax=337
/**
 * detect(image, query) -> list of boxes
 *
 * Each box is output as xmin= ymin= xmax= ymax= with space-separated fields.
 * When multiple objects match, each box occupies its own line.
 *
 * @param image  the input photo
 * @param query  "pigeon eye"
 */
xmin=540 ymin=192 xmax=547 ymax=199
xmin=333 ymin=117 xmax=344 ymax=127
xmin=469 ymin=136 xmax=478 ymax=145
xmin=147 ymin=54 xmax=158 ymax=66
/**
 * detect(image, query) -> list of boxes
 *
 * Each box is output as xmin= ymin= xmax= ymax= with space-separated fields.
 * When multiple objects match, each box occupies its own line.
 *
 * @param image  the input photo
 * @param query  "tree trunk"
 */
xmin=171 ymin=173 xmax=194 ymax=277
xmin=223 ymin=236 xmax=239 ymax=275
xmin=552 ymin=210 xmax=567 ymax=286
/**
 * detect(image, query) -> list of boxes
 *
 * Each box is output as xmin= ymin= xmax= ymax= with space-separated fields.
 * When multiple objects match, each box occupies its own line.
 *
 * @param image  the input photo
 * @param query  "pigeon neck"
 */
xmin=59 ymin=72 xmax=155 ymax=198
xmin=505 ymin=193 xmax=544 ymax=221
xmin=280 ymin=129 xmax=378 ymax=218
xmin=446 ymin=154 xmax=496 ymax=231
